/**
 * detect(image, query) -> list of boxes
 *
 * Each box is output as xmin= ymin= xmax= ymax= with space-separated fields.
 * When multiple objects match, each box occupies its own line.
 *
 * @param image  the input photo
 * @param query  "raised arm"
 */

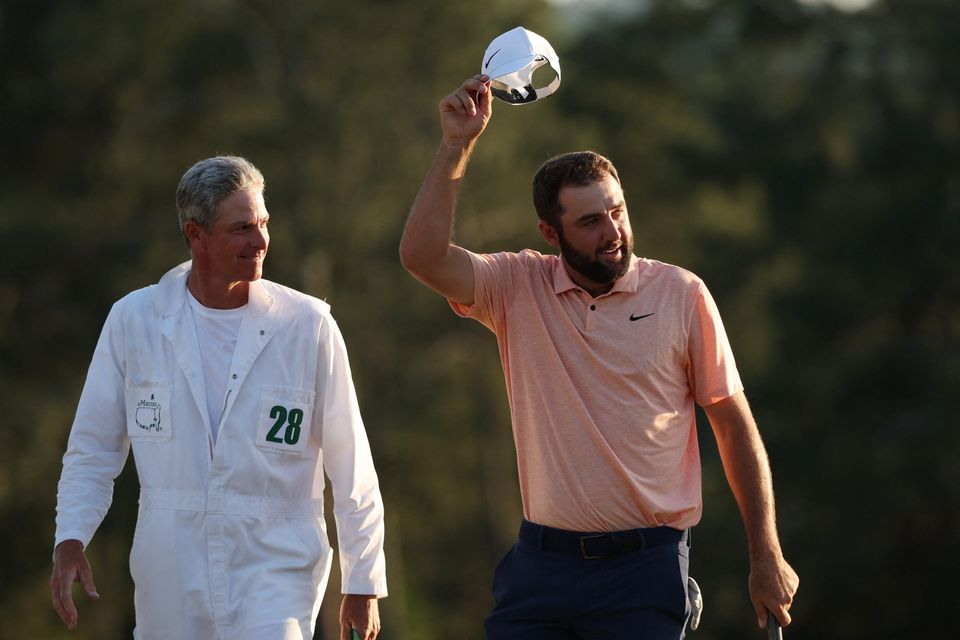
xmin=399 ymin=75 xmax=493 ymax=305
xmin=703 ymin=390 xmax=799 ymax=630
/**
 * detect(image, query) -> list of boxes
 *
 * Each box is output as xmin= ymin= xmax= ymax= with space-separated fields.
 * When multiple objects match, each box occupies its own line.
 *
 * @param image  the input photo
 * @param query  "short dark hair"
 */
xmin=532 ymin=151 xmax=621 ymax=228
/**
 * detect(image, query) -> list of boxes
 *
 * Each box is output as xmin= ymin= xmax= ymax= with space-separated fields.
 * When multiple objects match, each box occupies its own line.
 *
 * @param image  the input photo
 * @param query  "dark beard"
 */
xmin=557 ymin=229 xmax=633 ymax=285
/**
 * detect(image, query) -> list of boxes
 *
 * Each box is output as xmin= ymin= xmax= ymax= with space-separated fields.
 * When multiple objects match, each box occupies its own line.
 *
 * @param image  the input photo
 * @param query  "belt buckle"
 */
xmin=579 ymin=534 xmax=609 ymax=559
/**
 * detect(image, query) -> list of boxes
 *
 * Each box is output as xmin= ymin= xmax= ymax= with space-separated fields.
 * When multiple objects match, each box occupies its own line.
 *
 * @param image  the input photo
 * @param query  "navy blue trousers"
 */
xmin=485 ymin=521 xmax=691 ymax=640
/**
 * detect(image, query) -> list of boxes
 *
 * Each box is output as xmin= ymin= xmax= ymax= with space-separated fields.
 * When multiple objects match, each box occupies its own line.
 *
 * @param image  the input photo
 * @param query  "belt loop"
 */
xmin=537 ymin=523 xmax=545 ymax=550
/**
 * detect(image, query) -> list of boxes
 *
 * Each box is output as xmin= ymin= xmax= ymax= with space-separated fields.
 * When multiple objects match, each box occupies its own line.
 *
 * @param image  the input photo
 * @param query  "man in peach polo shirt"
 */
xmin=400 ymin=75 xmax=798 ymax=639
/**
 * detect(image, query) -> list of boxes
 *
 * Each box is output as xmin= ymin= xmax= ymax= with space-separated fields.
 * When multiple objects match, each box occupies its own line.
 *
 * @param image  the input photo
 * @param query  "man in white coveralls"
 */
xmin=50 ymin=155 xmax=387 ymax=640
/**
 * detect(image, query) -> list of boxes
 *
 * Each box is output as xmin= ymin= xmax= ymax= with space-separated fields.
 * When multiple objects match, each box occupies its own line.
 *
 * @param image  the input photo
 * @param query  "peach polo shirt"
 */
xmin=450 ymin=250 xmax=743 ymax=532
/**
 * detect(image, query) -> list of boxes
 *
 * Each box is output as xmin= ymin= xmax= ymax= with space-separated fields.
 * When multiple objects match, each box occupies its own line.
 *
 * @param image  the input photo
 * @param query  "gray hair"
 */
xmin=176 ymin=155 xmax=265 ymax=243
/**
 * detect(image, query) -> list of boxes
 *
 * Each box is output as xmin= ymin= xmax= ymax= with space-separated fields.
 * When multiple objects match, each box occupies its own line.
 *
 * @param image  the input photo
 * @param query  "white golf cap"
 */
xmin=481 ymin=26 xmax=561 ymax=105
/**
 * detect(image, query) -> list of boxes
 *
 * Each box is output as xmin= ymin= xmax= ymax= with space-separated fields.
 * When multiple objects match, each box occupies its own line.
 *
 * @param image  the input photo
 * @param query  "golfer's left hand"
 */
xmin=340 ymin=594 xmax=380 ymax=640
xmin=749 ymin=553 xmax=798 ymax=629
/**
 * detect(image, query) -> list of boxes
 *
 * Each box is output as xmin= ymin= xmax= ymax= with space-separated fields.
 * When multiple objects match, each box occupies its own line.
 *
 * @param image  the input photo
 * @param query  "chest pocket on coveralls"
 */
xmin=124 ymin=381 xmax=173 ymax=442
xmin=256 ymin=385 xmax=315 ymax=455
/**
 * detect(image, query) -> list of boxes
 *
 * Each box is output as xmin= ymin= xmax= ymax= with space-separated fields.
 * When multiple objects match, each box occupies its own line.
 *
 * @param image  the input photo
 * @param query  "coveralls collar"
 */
xmin=156 ymin=260 xmax=273 ymax=317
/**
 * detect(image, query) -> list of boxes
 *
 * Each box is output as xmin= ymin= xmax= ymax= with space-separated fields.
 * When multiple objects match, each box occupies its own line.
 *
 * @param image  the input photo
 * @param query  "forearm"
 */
xmin=705 ymin=391 xmax=799 ymax=624
xmin=399 ymin=140 xmax=474 ymax=272
xmin=705 ymin=392 xmax=782 ymax=559
xmin=400 ymin=75 xmax=489 ymax=302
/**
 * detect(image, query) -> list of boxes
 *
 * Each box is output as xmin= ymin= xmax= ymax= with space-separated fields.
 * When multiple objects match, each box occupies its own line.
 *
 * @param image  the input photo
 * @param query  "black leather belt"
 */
xmin=519 ymin=519 xmax=685 ymax=559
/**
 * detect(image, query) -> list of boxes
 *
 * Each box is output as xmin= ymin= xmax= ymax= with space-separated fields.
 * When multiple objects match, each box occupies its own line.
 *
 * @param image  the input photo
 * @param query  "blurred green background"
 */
xmin=2 ymin=0 xmax=958 ymax=637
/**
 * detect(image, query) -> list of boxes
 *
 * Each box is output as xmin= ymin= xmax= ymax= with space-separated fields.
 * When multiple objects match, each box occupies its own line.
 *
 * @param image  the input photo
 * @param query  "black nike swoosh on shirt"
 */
xmin=629 ymin=312 xmax=655 ymax=321
xmin=485 ymin=48 xmax=501 ymax=69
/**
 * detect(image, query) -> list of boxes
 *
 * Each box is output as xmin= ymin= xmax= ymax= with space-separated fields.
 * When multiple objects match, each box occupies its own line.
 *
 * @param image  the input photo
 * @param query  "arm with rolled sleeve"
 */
xmin=316 ymin=315 xmax=387 ymax=598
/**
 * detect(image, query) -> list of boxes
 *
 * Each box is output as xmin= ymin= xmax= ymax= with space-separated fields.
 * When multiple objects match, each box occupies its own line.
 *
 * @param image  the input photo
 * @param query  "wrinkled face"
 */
xmin=541 ymin=174 xmax=634 ymax=294
xmin=196 ymin=188 xmax=270 ymax=283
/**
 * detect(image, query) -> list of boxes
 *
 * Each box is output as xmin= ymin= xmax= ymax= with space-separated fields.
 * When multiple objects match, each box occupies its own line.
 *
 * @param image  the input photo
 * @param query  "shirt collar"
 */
xmin=552 ymin=254 xmax=641 ymax=297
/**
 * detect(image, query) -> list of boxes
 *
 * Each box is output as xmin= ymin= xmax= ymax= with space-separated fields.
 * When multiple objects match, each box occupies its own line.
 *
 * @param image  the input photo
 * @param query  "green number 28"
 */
xmin=266 ymin=405 xmax=303 ymax=445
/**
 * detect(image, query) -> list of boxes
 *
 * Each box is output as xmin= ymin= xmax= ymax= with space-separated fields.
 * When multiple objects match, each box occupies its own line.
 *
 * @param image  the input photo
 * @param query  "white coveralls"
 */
xmin=55 ymin=262 xmax=387 ymax=639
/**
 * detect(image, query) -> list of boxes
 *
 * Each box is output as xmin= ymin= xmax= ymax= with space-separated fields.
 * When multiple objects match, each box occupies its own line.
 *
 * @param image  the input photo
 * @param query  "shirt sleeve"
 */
xmin=686 ymin=281 xmax=744 ymax=406
xmin=316 ymin=315 xmax=388 ymax=597
xmin=55 ymin=302 xmax=132 ymax=550
xmin=448 ymin=250 xmax=520 ymax=332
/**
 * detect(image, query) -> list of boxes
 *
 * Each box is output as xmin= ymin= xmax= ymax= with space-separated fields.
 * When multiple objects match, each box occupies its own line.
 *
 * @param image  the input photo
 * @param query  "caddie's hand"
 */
xmin=50 ymin=539 xmax=100 ymax=630
xmin=439 ymin=74 xmax=493 ymax=148
xmin=340 ymin=594 xmax=380 ymax=640
xmin=749 ymin=552 xmax=798 ymax=629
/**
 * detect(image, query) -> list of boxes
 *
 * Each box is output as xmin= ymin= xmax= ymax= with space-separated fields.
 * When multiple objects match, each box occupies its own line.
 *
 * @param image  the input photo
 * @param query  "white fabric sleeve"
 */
xmin=54 ymin=303 xmax=132 ymax=550
xmin=316 ymin=316 xmax=388 ymax=597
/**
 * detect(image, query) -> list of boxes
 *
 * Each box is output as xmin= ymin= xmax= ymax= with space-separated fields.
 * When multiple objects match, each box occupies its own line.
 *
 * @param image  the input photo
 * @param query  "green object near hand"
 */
xmin=352 ymin=630 xmax=361 ymax=640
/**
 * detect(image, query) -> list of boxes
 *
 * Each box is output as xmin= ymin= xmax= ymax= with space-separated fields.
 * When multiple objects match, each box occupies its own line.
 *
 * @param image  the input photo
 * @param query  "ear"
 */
xmin=183 ymin=220 xmax=207 ymax=252
xmin=538 ymin=219 xmax=561 ymax=249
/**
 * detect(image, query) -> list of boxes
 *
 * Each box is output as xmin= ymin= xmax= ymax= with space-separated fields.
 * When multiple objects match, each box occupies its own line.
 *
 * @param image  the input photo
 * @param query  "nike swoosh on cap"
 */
xmin=485 ymin=48 xmax=501 ymax=69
